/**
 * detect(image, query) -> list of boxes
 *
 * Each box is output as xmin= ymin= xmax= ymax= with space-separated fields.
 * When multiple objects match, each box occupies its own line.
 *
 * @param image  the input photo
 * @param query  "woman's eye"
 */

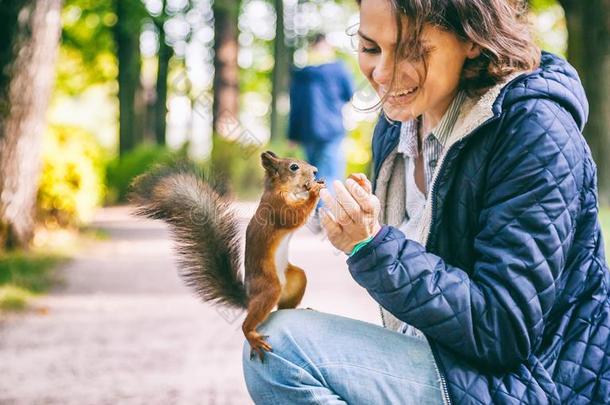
xmin=356 ymin=36 xmax=380 ymax=54
xmin=289 ymin=163 xmax=299 ymax=172
xmin=360 ymin=45 xmax=380 ymax=54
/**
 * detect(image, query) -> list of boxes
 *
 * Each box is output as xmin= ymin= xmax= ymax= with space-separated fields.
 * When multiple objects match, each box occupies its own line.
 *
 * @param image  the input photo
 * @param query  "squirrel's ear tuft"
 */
xmin=261 ymin=151 xmax=279 ymax=175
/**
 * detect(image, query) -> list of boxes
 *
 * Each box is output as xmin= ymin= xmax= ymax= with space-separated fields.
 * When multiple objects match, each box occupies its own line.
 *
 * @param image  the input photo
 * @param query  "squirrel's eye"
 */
xmin=289 ymin=163 xmax=299 ymax=172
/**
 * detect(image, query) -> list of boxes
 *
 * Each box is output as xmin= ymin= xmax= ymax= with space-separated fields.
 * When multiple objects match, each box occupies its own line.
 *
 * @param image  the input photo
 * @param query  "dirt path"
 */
xmin=0 ymin=205 xmax=380 ymax=405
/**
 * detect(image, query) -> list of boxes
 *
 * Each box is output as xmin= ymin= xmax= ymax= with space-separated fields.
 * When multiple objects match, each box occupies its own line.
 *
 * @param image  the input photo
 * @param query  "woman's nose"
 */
xmin=371 ymin=55 xmax=394 ymax=88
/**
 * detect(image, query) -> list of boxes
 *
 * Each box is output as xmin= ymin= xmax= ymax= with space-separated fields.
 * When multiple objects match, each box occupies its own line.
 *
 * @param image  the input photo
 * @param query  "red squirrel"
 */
xmin=129 ymin=151 xmax=325 ymax=360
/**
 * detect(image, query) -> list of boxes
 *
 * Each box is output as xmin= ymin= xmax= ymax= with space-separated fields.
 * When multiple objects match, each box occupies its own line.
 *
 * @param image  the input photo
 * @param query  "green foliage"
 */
xmin=267 ymin=139 xmax=306 ymax=161
xmin=105 ymin=143 xmax=188 ymax=203
xmin=528 ymin=0 xmax=567 ymax=57
xmin=37 ymin=125 xmax=107 ymax=227
xmin=529 ymin=0 xmax=559 ymax=12
xmin=345 ymin=120 xmax=376 ymax=177
xmin=208 ymin=136 xmax=267 ymax=199
xmin=57 ymin=0 xmax=117 ymax=95
xmin=0 ymin=251 xmax=65 ymax=311
xmin=240 ymin=67 xmax=273 ymax=94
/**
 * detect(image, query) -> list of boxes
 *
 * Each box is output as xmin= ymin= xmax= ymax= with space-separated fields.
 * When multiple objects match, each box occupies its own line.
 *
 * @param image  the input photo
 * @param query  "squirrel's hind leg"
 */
xmin=278 ymin=264 xmax=307 ymax=310
xmin=242 ymin=281 xmax=281 ymax=361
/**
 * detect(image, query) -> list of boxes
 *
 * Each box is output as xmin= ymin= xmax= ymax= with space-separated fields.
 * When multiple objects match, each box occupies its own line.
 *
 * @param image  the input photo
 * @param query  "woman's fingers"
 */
xmin=319 ymin=188 xmax=335 ymax=212
xmin=332 ymin=180 xmax=361 ymax=225
xmin=319 ymin=188 xmax=349 ymax=226
xmin=321 ymin=179 xmax=376 ymax=226
xmin=320 ymin=208 xmax=342 ymax=235
xmin=348 ymin=173 xmax=372 ymax=194
xmin=319 ymin=183 xmax=355 ymax=226
xmin=345 ymin=178 xmax=376 ymax=214
xmin=319 ymin=179 xmax=380 ymax=253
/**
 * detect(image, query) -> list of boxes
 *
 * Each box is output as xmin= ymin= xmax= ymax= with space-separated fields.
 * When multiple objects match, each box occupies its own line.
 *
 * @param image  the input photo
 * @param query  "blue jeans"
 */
xmin=242 ymin=309 xmax=443 ymax=404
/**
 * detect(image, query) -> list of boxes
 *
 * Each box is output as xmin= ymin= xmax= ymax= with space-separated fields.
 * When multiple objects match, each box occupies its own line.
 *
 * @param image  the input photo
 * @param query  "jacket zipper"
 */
xmin=379 ymin=305 xmax=386 ymax=326
xmin=375 ymin=107 xmax=506 ymax=403
xmin=426 ymin=337 xmax=452 ymax=405
xmin=420 ymin=114 xmax=500 ymax=405
xmin=424 ymin=114 xmax=499 ymax=248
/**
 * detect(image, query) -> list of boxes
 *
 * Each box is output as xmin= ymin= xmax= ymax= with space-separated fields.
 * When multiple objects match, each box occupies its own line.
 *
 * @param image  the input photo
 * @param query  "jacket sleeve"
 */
xmin=347 ymin=99 xmax=585 ymax=370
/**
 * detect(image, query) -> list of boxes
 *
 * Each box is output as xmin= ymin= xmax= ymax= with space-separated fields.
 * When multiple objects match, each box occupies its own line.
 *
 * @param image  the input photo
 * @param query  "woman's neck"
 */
xmin=421 ymin=90 xmax=459 ymax=136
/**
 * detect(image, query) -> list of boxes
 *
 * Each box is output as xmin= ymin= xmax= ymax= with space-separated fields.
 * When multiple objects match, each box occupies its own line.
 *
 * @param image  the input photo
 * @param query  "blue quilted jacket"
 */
xmin=347 ymin=52 xmax=610 ymax=404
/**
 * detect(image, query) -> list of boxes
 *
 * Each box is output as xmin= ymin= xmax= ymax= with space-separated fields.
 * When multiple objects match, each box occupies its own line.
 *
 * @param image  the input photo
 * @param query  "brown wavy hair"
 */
xmin=354 ymin=0 xmax=541 ymax=102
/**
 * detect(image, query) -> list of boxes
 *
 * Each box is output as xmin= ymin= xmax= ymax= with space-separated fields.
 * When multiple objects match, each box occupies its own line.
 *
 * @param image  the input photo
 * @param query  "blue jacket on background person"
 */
xmin=347 ymin=51 xmax=610 ymax=403
xmin=288 ymin=61 xmax=355 ymax=144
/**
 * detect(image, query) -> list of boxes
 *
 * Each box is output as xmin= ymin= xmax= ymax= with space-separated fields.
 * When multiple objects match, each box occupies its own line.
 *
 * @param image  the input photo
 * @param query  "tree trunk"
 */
xmin=0 ymin=0 xmax=62 ymax=249
xmin=270 ymin=0 xmax=294 ymax=142
xmin=212 ymin=0 xmax=240 ymax=138
xmin=558 ymin=0 xmax=610 ymax=205
xmin=113 ymin=0 xmax=143 ymax=156
xmin=155 ymin=16 xmax=172 ymax=146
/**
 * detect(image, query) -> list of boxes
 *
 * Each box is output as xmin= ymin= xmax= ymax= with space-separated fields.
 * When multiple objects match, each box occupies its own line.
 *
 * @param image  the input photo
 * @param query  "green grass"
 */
xmin=0 ymin=250 xmax=67 ymax=312
xmin=0 ymin=285 xmax=32 ymax=311
xmin=78 ymin=226 xmax=110 ymax=241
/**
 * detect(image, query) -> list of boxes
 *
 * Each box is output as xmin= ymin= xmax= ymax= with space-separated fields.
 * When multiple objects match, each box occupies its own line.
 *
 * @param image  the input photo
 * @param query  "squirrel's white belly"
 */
xmin=274 ymin=232 xmax=293 ymax=286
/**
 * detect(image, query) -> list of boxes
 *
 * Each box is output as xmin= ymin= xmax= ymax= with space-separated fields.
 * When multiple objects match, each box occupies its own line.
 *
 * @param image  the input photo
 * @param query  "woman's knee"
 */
xmin=242 ymin=309 xmax=313 ymax=361
xmin=241 ymin=309 xmax=325 ymax=365
xmin=242 ymin=310 xmax=316 ymax=399
xmin=261 ymin=308 xmax=313 ymax=336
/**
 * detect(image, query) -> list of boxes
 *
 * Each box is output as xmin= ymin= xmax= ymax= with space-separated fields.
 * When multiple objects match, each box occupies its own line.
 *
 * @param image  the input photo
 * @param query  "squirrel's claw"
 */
xmin=248 ymin=334 xmax=272 ymax=362
xmin=250 ymin=347 xmax=267 ymax=362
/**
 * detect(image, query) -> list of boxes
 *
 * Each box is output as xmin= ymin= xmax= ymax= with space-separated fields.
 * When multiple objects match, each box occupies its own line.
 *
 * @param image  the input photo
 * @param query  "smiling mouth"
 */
xmin=385 ymin=87 xmax=419 ymax=104
xmin=387 ymin=87 xmax=418 ymax=96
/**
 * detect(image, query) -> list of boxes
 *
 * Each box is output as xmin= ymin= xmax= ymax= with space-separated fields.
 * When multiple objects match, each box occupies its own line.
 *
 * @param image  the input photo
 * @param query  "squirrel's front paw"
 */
xmin=309 ymin=180 xmax=326 ymax=194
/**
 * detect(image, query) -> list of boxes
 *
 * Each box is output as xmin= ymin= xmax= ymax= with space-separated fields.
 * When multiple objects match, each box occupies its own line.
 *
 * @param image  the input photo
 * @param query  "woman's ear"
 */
xmin=465 ymin=41 xmax=481 ymax=59
xmin=261 ymin=151 xmax=279 ymax=176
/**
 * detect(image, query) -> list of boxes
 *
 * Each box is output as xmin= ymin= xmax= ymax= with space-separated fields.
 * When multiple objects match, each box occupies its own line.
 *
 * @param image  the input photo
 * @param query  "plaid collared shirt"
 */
xmin=396 ymin=90 xmax=467 ymax=194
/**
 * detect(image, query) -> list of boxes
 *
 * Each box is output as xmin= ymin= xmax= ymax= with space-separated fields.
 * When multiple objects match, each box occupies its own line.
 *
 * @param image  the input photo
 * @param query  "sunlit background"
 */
xmin=40 ymin=0 xmax=574 ymax=207
xmin=47 ymin=0 xmax=575 ymax=207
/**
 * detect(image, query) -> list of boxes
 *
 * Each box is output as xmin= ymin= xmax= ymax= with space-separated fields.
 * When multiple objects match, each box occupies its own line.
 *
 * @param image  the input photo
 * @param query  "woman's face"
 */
xmin=357 ymin=0 xmax=480 ymax=126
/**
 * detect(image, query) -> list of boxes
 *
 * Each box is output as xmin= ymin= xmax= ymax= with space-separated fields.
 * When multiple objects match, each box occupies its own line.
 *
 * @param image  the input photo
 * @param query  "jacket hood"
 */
xmin=497 ymin=51 xmax=589 ymax=131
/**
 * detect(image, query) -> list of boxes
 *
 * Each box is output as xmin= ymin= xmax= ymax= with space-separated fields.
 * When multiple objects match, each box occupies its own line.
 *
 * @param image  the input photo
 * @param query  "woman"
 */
xmin=242 ymin=0 xmax=610 ymax=403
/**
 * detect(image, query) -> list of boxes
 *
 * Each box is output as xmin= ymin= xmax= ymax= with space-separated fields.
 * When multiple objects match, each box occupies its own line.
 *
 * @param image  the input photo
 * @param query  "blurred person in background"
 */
xmin=287 ymin=33 xmax=355 ymax=232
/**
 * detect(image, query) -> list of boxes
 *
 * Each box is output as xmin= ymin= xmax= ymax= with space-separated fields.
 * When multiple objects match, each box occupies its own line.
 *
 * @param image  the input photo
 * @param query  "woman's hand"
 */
xmin=319 ymin=174 xmax=382 ymax=254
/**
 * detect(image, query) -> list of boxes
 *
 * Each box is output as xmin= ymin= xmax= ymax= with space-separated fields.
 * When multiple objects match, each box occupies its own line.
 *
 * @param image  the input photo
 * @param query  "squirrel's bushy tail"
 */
xmin=129 ymin=163 xmax=247 ymax=309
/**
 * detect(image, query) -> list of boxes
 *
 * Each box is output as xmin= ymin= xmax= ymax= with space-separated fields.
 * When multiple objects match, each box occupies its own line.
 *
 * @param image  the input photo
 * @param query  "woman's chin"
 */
xmin=382 ymin=105 xmax=416 ymax=122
